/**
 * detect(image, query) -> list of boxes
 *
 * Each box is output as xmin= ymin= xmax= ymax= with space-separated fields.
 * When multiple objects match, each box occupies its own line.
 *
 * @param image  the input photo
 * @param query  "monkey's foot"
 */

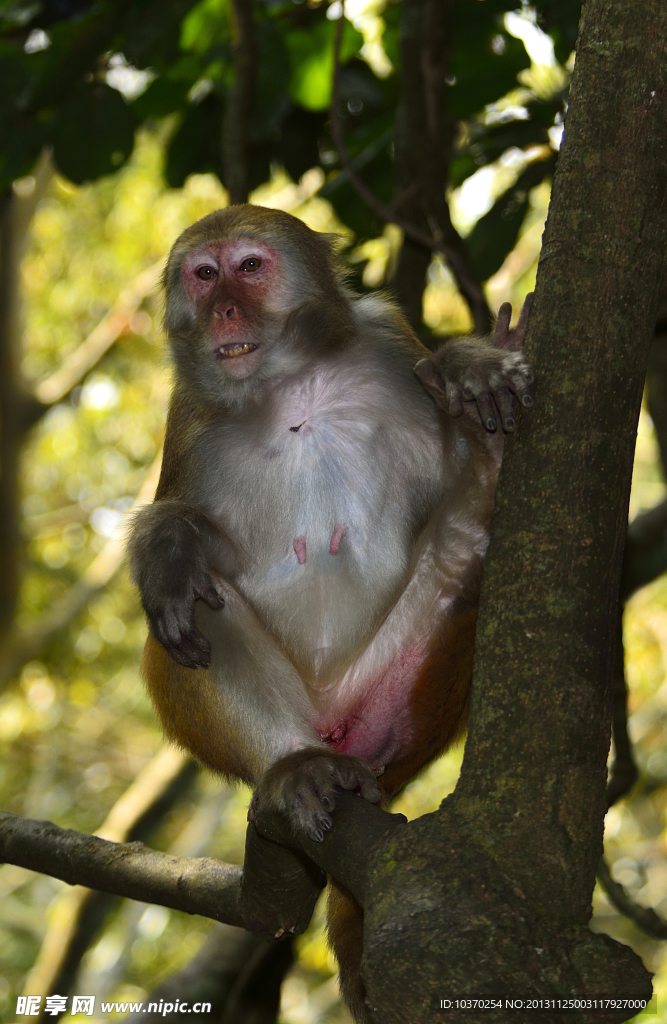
xmin=249 ymin=748 xmax=382 ymax=843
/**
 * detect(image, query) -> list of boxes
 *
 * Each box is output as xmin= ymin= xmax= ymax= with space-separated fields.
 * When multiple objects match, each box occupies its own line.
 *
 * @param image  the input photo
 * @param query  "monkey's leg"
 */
xmin=142 ymin=582 xmax=381 ymax=825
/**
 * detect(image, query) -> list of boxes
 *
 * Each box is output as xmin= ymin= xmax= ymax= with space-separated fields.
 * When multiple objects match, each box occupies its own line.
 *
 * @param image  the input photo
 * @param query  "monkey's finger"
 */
xmin=196 ymin=582 xmax=225 ymax=610
xmin=163 ymin=642 xmax=209 ymax=670
xmin=359 ymin=778 xmax=382 ymax=803
xmin=492 ymin=385 xmax=516 ymax=432
xmin=506 ymin=368 xmax=534 ymax=407
xmin=446 ymin=382 xmax=464 ymax=418
xmin=183 ymin=626 xmax=212 ymax=655
xmin=160 ymin=622 xmax=211 ymax=669
xmin=289 ymin=789 xmax=334 ymax=841
xmin=473 ymin=391 xmax=498 ymax=432
xmin=304 ymin=811 xmax=333 ymax=843
xmin=507 ymin=291 xmax=534 ymax=351
xmin=332 ymin=760 xmax=381 ymax=803
xmin=493 ymin=302 xmax=512 ymax=346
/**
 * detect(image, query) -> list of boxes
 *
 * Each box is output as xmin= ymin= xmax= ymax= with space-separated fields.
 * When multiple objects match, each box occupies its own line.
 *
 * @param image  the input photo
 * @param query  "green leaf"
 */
xmin=180 ymin=0 xmax=229 ymax=54
xmin=285 ymin=17 xmax=362 ymax=112
xmin=448 ymin=0 xmax=530 ymax=119
xmin=465 ymin=156 xmax=554 ymax=281
xmin=275 ymin=107 xmax=327 ymax=182
xmin=324 ymin=143 xmax=392 ymax=239
xmin=50 ymin=81 xmax=137 ymax=183
xmin=131 ymin=76 xmax=190 ymax=121
xmin=164 ymin=93 xmax=220 ymax=186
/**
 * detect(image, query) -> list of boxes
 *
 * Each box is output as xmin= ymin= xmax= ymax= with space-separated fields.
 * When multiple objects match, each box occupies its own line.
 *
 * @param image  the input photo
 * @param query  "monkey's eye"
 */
xmin=239 ymin=257 xmax=262 ymax=273
xmin=196 ymin=265 xmax=217 ymax=281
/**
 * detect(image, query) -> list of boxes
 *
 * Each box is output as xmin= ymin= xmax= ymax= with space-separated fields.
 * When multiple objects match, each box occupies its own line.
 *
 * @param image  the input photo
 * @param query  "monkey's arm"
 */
xmin=414 ymin=295 xmax=534 ymax=434
xmin=128 ymin=500 xmax=234 ymax=668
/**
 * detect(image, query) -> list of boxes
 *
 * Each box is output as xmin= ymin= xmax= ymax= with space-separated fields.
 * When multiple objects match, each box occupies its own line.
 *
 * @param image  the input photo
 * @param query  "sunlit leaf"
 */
xmin=285 ymin=18 xmax=362 ymax=112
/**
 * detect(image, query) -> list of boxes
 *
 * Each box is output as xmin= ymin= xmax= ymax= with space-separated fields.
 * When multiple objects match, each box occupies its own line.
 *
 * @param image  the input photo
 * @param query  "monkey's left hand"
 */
xmin=414 ymin=294 xmax=534 ymax=433
xmin=248 ymin=748 xmax=382 ymax=843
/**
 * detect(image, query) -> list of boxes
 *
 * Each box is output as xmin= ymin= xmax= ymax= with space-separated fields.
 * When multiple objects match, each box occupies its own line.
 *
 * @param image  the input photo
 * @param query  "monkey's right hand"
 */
xmin=248 ymin=748 xmax=382 ymax=843
xmin=129 ymin=506 xmax=226 ymax=669
xmin=145 ymin=564 xmax=224 ymax=670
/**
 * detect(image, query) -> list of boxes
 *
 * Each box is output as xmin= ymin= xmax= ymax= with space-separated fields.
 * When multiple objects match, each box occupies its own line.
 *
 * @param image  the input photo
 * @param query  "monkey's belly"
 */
xmin=235 ymin=521 xmax=413 ymax=685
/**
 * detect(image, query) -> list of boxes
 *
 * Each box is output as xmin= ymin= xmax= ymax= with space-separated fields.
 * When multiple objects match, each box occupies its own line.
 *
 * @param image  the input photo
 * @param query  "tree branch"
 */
xmin=32 ymin=261 xmax=162 ymax=407
xmin=0 ymin=451 xmax=162 ymax=690
xmin=0 ymin=811 xmax=247 ymax=924
xmin=331 ymin=9 xmax=493 ymax=335
xmin=330 ymin=16 xmax=491 ymax=334
xmin=24 ymin=747 xmax=197 ymax=1007
xmin=222 ymin=0 xmax=257 ymax=205
xmin=0 ymin=794 xmax=405 ymax=945
xmin=597 ymin=857 xmax=667 ymax=941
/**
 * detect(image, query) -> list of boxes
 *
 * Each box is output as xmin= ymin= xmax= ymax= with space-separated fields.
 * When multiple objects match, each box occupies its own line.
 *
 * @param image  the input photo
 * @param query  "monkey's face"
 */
xmin=179 ymin=236 xmax=293 ymax=381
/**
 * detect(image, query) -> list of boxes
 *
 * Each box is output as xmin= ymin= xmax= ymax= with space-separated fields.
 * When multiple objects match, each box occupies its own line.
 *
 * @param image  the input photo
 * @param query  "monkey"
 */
xmin=128 ymin=204 xmax=534 ymax=1023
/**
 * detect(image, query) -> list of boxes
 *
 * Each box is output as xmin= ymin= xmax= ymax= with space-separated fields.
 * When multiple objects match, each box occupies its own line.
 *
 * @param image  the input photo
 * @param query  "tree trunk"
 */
xmin=0 ymin=157 xmax=52 ymax=647
xmin=360 ymin=0 xmax=667 ymax=1019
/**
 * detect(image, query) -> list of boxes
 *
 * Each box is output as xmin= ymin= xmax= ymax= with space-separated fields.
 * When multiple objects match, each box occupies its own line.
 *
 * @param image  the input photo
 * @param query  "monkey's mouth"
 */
xmin=216 ymin=342 xmax=259 ymax=359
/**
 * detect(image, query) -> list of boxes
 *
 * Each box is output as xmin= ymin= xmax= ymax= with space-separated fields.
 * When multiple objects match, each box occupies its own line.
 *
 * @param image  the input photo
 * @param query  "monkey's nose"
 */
xmin=214 ymin=306 xmax=236 ymax=319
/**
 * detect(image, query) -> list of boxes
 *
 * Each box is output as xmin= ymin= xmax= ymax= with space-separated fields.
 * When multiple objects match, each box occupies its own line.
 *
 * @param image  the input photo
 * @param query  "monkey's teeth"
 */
xmin=218 ymin=343 xmax=258 ymax=358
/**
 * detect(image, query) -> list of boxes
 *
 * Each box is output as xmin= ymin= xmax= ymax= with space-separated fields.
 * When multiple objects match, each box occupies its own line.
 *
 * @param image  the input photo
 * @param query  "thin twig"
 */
xmin=597 ymin=856 xmax=667 ymax=940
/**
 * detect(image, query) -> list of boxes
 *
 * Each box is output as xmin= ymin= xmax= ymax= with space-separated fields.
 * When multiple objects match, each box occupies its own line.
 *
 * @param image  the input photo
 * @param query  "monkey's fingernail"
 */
xmin=311 ymin=829 xmax=324 ymax=843
xmin=486 ymin=417 xmax=497 ymax=431
xmin=522 ymin=395 xmax=533 ymax=407
xmin=321 ymin=796 xmax=333 ymax=810
xmin=505 ymin=417 xmax=515 ymax=431
xmin=523 ymin=370 xmax=534 ymax=382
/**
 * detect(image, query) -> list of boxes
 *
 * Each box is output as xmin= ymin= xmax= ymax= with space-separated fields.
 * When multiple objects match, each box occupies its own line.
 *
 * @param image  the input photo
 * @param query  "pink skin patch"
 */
xmin=329 ymin=524 xmax=347 ymax=555
xmin=314 ymin=639 xmax=428 ymax=769
xmin=320 ymin=721 xmax=348 ymax=745
xmin=294 ymin=536 xmax=307 ymax=564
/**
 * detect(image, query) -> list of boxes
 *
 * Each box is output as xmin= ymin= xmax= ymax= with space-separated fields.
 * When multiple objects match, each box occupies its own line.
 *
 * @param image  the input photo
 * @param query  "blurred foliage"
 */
xmin=0 ymin=0 xmax=575 ymax=270
xmin=2 ymin=126 xmax=666 ymax=1024
xmin=4 ymin=0 xmax=667 ymax=1022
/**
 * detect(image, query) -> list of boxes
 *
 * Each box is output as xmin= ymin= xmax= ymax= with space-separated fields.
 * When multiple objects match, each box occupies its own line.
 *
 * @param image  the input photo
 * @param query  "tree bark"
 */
xmin=359 ymin=1 xmax=667 ymax=1019
xmin=221 ymin=0 xmax=257 ymax=205
xmin=0 ymin=157 xmax=52 ymax=644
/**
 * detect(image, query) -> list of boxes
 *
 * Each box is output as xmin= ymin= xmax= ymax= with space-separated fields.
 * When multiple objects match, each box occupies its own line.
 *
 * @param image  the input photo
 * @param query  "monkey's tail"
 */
xmin=327 ymin=879 xmax=374 ymax=1024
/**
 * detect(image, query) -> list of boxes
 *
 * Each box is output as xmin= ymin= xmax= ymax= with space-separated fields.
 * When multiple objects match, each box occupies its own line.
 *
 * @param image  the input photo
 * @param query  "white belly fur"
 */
xmin=212 ymin=358 xmax=447 ymax=684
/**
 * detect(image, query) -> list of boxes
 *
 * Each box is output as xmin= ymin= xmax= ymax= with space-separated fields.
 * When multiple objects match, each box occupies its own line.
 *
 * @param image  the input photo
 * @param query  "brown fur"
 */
xmin=130 ymin=207 xmax=533 ymax=1024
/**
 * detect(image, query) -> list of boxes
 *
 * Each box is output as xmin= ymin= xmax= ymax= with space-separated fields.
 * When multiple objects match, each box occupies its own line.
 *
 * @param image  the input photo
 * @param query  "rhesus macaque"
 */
xmin=128 ymin=205 xmax=533 ymax=1023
